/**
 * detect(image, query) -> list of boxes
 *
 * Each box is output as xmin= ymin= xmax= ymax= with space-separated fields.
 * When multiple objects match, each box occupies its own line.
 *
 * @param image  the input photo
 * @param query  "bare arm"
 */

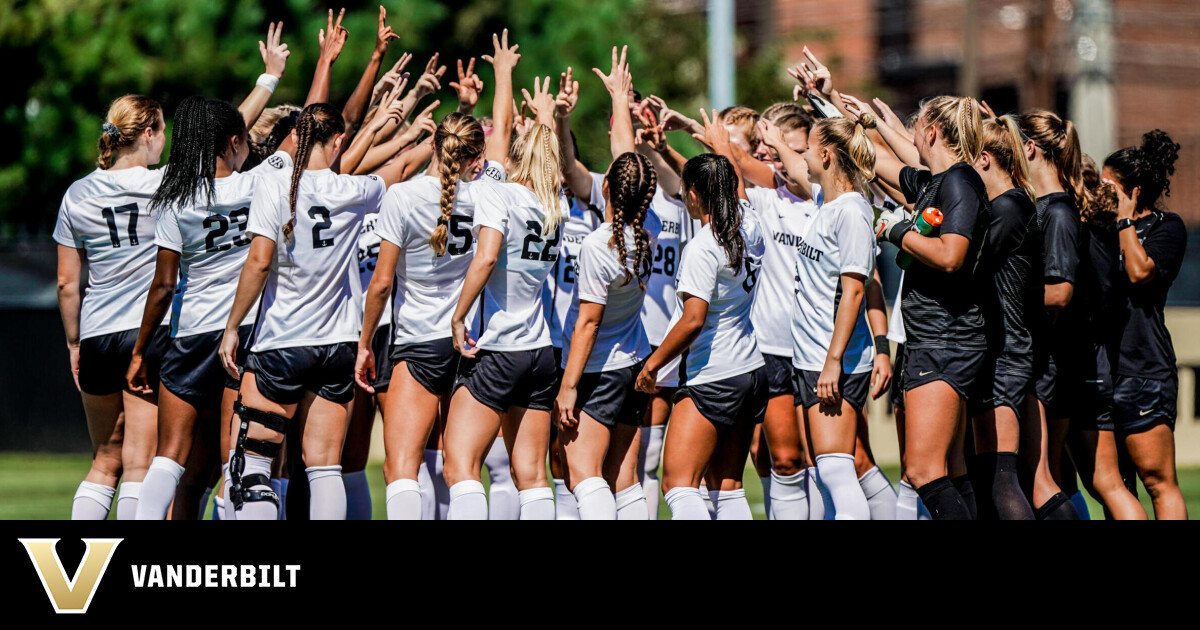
xmin=56 ymin=245 xmax=84 ymax=392
xmin=372 ymin=135 xmax=436 ymax=187
xmin=554 ymin=67 xmax=595 ymax=204
xmin=898 ymin=232 xmax=971 ymax=274
xmin=305 ymin=9 xmax=347 ymax=107
xmin=239 ymin=22 xmax=290 ymax=129
xmin=555 ymin=301 xmax=605 ymax=428
xmin=483 ymin=30 xmax=520 ymax=164
xmin=865 ymin=270 xmax=892 ymax=399
xmin=339 ymin=81 xmax=408 ymax=175
xmin=817 ymin=273 xmax=865 ymax=405
xmin=219 ymin=235 xmax=275 ymax=378
xmin=127 ymin=249 xmax=180 ymax=394
xmin=354 ymin=239 xmax=400 ymax=393
xmin=636 ymin=296 xmax=706 ymax=393
xmin=592 ymin=45 xmax=635 ymax=157
xmin=1044 ymin=281 xmax=1074 ymax=310
xmin=342 ymin=6 xmax=399 ymax=136
xmin=451 ymin=226 xmax=502 ymax=357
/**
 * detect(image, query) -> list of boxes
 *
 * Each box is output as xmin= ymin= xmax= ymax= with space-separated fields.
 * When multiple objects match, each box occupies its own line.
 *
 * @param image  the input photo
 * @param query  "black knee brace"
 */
xmin=229 ymin=400 xmax=289 ymax=511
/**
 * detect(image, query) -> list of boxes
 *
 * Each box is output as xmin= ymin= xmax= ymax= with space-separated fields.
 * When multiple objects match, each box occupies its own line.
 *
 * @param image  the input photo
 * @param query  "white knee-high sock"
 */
xmin=484 ymin=438 xmax=519 ymax=520
xmin=615 ymin=484 xmax=648 ymax=520
xmin=234 ymin=453 xmax=278 ymax=521
xmin=385 ymin=478 xmax=422 ymax=520
xmin=760 ymin=476 xmax=772 ymax=520
xmin=700 ymin=483 xmax=717 ymax=519
xmin=429 ymin=450 xmax=450 ymax=520
xmin=71 ymin=481 xmax=115 ymax=520
xmin=448 ymin=480 xmax=488 ymax=520
xmin=136 ymin=457 xmax=185 ymax=520
xmin=664 ymin=486 xmax=709 ymax=520
xmin=573 ymin=477 xmax=616 ymax=520
xmin=343 ymin=470 xmax=372 ymax=520
xmin=896 ymin=480 xmax=920 ymax=521
xmin=116 ymin=482 xmax=141 ymax=520
xmin=306 ymin=465 xmax=346 ymax=520
xmin=769 ymin=469 xmax=809 ymax=520
xmin=518 ymin=487 xmax=555 ymax=520
xmin=815 ymin=454 xmax=870 ymax=520
xmin=416 ymin=460 xmax=435 ymax=521
xmin=714 ymin=488 xmax=753 ymax=520
xmin=858 ymin=466 xmax=897 ymax=520
xmin=223 ymin=462 xmax=236 ymax=521
xmin=553 ymin=478 xmax=579 ymax=520
xmin=639 ymin=425 xmax=666 ymax=520
xmin=806 ymin=466 xmax=825 ymax=521
xmin=212 ymin=495 xmax=224 ymax=520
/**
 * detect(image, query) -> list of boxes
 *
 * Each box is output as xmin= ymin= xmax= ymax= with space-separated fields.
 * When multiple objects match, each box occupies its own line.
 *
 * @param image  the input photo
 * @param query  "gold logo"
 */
xmin=19 ymin=538 xmax=122 ymax=614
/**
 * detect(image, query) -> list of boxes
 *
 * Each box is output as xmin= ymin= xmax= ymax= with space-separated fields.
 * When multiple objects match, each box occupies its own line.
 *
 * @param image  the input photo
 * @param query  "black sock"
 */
xmin=951 ymin=475 xmax=977 ymax=520
xmin=993 ymin=453 xmax=1034 ymax=520
xmin=1034 ymin=491 xmax=1080 ymax=520
xmin=916 ymin=476 xmax=973 ymax=520
xmin=971 ymin=454 xmax=1000 ymax=521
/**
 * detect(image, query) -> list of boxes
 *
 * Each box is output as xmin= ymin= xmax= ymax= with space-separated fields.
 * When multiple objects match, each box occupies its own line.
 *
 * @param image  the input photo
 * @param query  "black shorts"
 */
xmin=78 ymin=327 xmax=169 ymax=396
xmin=675 ymin=366 xmax=768 ymax=427
xmin=1034 ymin=351 xmax=1083 ymax=419
xmin=968 ymin=353 xmax=1033 ymax=420
xmin=391 ymin=337 xmax=460 ymax=397
xmin=793 ymin=369 xmax=871 ymax=411
xmin=1113 ymin=374 xmax=1178 ymax=434
xmin=901 ymin=345 xmax=986 ymax=401
xmin=245 ymin=342 xmax=356 ymax=405
xmin=458 ymin=346 xmax=558 ymax=412
xmin=762 ymin=354 xmax=794 ymax=398
xmin=890 ymin=343 xmax=906 ymax=410
xmin=159 ymin=324 xmax=254 ymax=406
xmin=577 ymin=362 xmax=649 ymax=428
xmin=370 ymin=325 xmax=395 ymax=393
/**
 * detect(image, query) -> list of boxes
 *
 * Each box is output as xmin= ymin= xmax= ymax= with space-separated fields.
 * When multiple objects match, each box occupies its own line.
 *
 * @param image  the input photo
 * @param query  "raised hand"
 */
xmin=318 ymin=8 xmax=349 ymax=63
xmin=481 ymin=28 xmax=521 ymax=72
xmin=794 ymin=45 xmax=833 ymax=96
xmin=635 ymin=108 xmax=669 ymax=153
xmin=521 ymin=76 xmax=557 ymax=127
xmin=375 ymin=5 xmax=399 ymax=55
xmin=555 ymin=67 xmax=580 ymax=119
xmin=872 ymin=98 xmax=906 ymax=132
xmin=411 ymin=53 xmax=447 ymax=98
xmin=449 ymin=57 xmax=484 ymax=112
xmin=403 ymin=99 xmax=441 ymax=142
xmin=646 ymin=94 xmax=702 ymax=136
xmin=694 ymin=108 xmax=731 ymax=150
xmin=838 ymin=93 xmax=873 ymax=123
xmin=372 ymin=75 xmax=410 ymax=129
xmin=592 ymin=45 xmax=632 ymax=98
xmin=757 ymin=118 xmax=785 ymax=151
xmin=260 ymin=21 xmax=290 ymax=79
xmin=979 ymin=100 xmax=998 ymax=120
xmin=372 ymin=54 xmax=413 ymax=105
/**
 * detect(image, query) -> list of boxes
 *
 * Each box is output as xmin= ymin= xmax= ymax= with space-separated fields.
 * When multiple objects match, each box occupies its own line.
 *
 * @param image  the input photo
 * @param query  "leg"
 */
xmin=661 ymin=396 xmax=719 ymax=520
xmin=1124 ymin=421 xmax=1187 ymax=520
xmin=501 ymin=406 xmax=553 ymax=519
xmin=171 ymin=406 xmax=220 ymax=520
xmin=762 ymin=395 xmax=808 ymax=520
xmin=559 ymin=412 xmax=615 ymax=520
xmin=74 ymin=392 xmax=125 ymax=519
xmin=342 ymin=388 xmax=376 ymax=520
xmin=117 ymin=389 xmax=159 ymax=519
xmin=136 ymin=387 xmax=200 ymax=520
xmin=904 ymin=382 xmax=971 ymax=519
xmin=638 ymin=389 xmax=672 ymax=519
xmin=442 ymin=387 xmax=501 ymax=519
xmin=855 ymin=409 xmax=896 ymax=520
xmin=972 ymin=405 xmax=1033 ymax=520
xmin=300 ymin=393 xmax=352 ymax=520
xmin=1074 ymin=429 xmax=1146 ymax=520
xmin=229 ymin=373 xmax=297 ymax=520
xmin=706 ymin=420 xmax=756 ymax=520
xmin=549 ymin=426 xmax=578 ymax=520
xmin=1021 ymin=397 xmax=1066 ymax=509
xmin=749 ymin=423 xmax=772 ymax=517
xmin=807 ymin=398 xmax=868 ymax=520
xmin=948 ymin=407 xmax=975 ymax=519
xmin=606 ymin=425 xmax=646 ymax=520
xmin=483 ymin=435 xmax=519 ymax=520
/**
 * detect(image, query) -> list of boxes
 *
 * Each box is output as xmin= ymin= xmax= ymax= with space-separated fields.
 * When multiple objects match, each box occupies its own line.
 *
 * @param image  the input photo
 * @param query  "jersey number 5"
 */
xmin=520 ymin=220 xmax=560 ymax=262
xmin=309 ymin=207 xmax=334 ymax=249
xmin=437 ymin=215 xmax=474 ymax=256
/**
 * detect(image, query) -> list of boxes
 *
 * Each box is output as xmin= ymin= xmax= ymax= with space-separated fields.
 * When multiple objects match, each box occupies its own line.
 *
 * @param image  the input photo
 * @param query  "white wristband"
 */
xmin=256 ymin=73 xmax=279 ymax=93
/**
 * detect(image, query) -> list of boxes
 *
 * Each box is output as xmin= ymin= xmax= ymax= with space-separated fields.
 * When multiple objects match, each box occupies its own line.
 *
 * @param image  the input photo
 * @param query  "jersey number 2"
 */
xmin=309 ymin=207 xmax=334 ymax=248
xmin=520 ymin=220 xmax=560 ymax=261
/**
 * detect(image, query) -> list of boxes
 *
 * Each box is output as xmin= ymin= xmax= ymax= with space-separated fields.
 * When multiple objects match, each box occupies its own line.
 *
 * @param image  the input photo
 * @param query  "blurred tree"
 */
xmin=0 ymin=0 xmax=790 ymax=238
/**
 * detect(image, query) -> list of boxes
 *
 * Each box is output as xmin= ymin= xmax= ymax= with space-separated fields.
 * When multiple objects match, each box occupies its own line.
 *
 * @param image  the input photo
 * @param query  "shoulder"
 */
xmin=480 ymin=161 xmax=507 ymax=184
xmin=941 ymin=163 xmax=986 ymax=197
xmin=991 ymin=189 xmax=1033 ymax=216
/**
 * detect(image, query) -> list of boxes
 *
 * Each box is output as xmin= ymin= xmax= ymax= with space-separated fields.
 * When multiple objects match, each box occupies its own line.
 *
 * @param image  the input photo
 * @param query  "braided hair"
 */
xmin=604 ymin=152 xmax=657 ymax=289
xmin=431 ymin=112 xmax=485 ymax=256
xmin=150 ymin=96 xmax=246 ymax=213
xmin=682 ymin=154 xmax=745 ymax=272
xmin=509 ymin=124 xmax=564 ymax=236
xmin=285 ymin=103 xmax=345 ymax=242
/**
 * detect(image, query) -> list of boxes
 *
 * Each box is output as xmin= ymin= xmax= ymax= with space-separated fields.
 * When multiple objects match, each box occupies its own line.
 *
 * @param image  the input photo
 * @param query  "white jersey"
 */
xmin=669 ymin=200 xmax=765 ymax=386
xmin=472 ymin=180 xmax=569 ymax=351
xmin=562 ymin=214 xmax=662 ymax=373
xmin=791 ymin=191 xmax=876 ymax=373
xmin=640 ymin=188 xmax=689 ymax=345
xmin=375 ymin=173 xmax=492 ymax=345
xmin=356 ymin=212 xmax=392 ymax=329
xmin=247 ymin=169 xmax=386 ymax=352
xmin=548 ymin=172 xmax=604 ymax=348
xmin=54 ymin=166 xmax=164 ymax=340
xmin=888 ymin=271 xmax=906 ymax=344
xmin=746 ymin=185 xmax=816 ymax=357
xmin=154 ymin=152 xmax=294 ymax=338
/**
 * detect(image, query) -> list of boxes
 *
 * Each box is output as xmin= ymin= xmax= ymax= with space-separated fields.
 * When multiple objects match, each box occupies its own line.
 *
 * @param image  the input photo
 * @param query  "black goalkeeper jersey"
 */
xmin=977 ymin=188 xmax=1041 ymax=359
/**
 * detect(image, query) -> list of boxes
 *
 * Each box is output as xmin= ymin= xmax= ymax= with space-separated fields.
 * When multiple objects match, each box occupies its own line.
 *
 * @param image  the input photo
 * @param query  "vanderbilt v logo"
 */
xmin=19 ymin=538 xmax=122 ymax=614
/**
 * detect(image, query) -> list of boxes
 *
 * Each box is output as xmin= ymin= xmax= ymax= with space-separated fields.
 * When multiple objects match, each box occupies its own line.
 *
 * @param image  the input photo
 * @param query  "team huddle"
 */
xmin=55 ymin=7 xmax=1188 ymax=521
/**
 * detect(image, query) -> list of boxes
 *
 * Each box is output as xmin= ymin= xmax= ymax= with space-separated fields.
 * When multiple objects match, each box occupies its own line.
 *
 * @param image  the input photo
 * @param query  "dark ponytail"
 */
xmin=150 ymin=97 xmax=245 ymax=213
xmin=682 ymin=154 xmax=745 ymax=272
xmin=1103 ymin=129 xmax=1180 ymax=212
xmin=285 ymin=103 xmax=345 ymax=242
xmin=604 ymin=152 xmax=657 ymax=289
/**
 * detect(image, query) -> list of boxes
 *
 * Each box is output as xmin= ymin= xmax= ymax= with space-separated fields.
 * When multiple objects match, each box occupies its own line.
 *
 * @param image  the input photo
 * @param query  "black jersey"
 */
xmin=1076 ymin=222 xmax=1124 ymax=381
xmin=898 ymin=163 xmax=990 ymax=351
xmin=1035 ymin=192 xmax=1088 ymax=368
xmin=1116 ymin=211 xmax=1187 ymax=379
xmin=978 ymin=189 xmax=1040 ymax=358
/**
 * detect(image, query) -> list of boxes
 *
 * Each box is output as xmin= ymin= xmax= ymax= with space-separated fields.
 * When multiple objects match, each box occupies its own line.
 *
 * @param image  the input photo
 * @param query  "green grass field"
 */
xmin=2 ymin=452 xmax=1196 ymax=519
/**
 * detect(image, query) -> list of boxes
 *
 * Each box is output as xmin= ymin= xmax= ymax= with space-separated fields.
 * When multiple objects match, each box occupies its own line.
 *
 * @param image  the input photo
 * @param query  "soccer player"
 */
xmin=56 ymin=95 xmax=167 ymax=519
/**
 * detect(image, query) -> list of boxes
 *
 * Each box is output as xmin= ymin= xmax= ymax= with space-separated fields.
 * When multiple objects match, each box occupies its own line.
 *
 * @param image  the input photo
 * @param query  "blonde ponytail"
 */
xmin=813 ymin=117 xmax=876 ymax=192
xmin=981 ymin=115 xmax=1036 ymax=201
xmin=510 ymin=124 xmax=563 ymax=235
xmin=920 ymin=95 xmax=983 ymax=165
xmin=430 ymin=112 xmax=485 ymax=256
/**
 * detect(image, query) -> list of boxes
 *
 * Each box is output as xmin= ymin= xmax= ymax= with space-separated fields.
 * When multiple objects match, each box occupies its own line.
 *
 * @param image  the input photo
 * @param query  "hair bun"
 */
xmin=102 ymin=122 xmax=121 ymax=138
xmin=857 ymin=113 xmax=877 ymax=130
xmin=1141 ymin=129 xmax=1180 ymax=175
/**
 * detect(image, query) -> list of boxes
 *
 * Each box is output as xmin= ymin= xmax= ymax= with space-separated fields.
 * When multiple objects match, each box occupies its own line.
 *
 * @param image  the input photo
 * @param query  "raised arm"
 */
xmin=521 ymin=76 xmax=558 ymax=130
xmin=340 ymin=80 xmax=408 ymax=174
xmin=635 ymin=111 xmax=682 ymax=196
xmin=238 ymin=21 xmax=290 ymax=128
xmin=356 ymin=99 xmax=439 ymax=175
xmin=842 ymin=93 xmax=920 ymax=169
xmin=306 ymin=9 xmax=348 ymax=106
xmin=341 ymin=6 xmax=400 ymax=136
xmin=483 ymin=29 xmax=520 ymax=164
xmin=450 ymin=57 xmax=484 ymax=116
xmin=592 ymin=45 xmax=635 ymax=157
xmin=697 ymin=108 xmax=747 ymax=201
xmin=754 ymin=118 xmax=812 ymax=197
xmin=553 ymin=67 xmax=596 ymax=203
